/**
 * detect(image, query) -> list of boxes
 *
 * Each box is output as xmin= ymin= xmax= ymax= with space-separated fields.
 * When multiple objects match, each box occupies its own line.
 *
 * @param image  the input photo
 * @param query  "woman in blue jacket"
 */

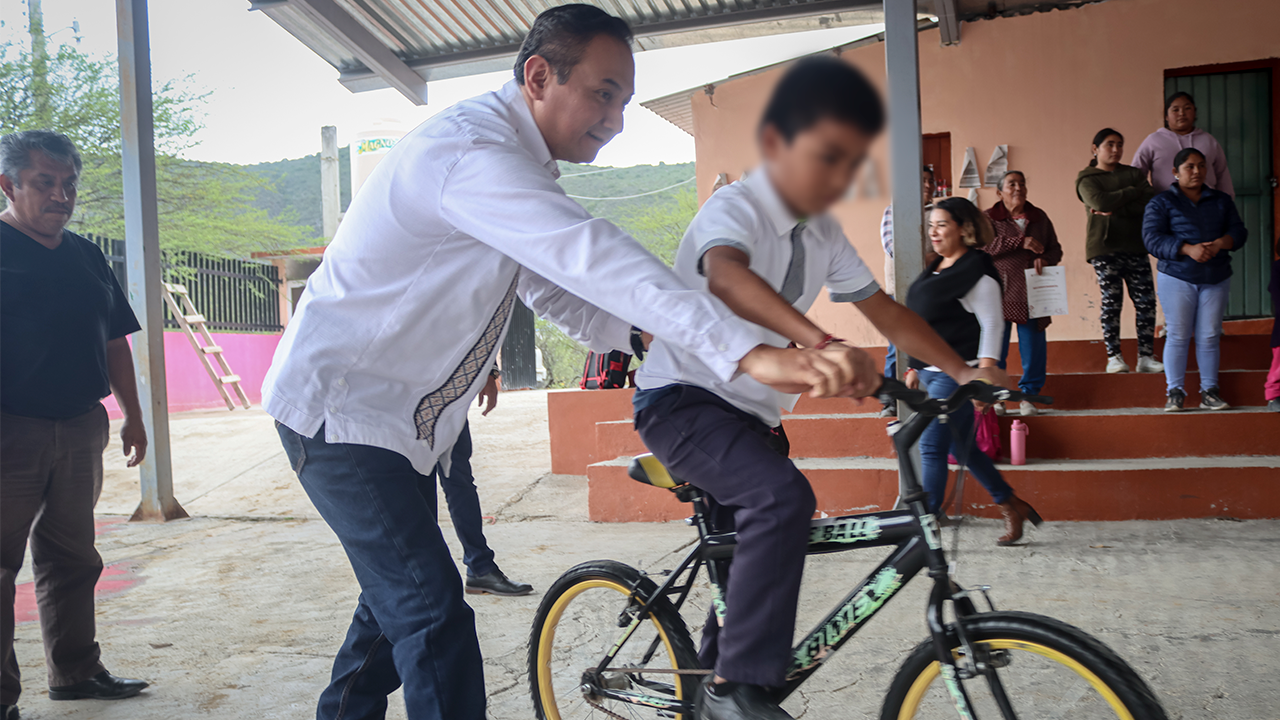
xmin=1143 ymin=147 xmax=1247 ymax=411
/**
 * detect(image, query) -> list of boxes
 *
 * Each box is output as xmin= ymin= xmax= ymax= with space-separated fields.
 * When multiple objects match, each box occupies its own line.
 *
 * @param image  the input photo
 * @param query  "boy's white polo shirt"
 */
xmin=636 ymin=170 xmax=879 ymax=427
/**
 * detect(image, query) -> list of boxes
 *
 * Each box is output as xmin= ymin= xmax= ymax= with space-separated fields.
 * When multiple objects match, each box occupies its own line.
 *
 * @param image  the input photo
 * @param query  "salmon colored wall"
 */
xmin=102 ymin=331 xmax=281 ymax=418
xmin=690 ymin=0 xmax=1280 ymax=350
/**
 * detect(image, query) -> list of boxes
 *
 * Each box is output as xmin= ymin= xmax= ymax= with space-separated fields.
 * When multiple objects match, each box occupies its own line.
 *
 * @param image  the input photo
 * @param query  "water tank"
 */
xmin=350 ymin=120 xmax=407 ymax=197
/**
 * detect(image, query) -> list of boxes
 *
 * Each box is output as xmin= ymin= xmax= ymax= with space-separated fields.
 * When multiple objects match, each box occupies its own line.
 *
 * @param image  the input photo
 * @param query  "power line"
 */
xmin=559 ymin=166 xmax=624 ymax=178
xmin=565 ymin=176 xmax=695 ymax=201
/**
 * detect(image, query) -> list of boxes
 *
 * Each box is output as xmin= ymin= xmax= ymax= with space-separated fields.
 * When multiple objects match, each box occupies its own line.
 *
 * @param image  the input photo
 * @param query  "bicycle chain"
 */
xmin=582 ymin=667 xmax=712 ymax=720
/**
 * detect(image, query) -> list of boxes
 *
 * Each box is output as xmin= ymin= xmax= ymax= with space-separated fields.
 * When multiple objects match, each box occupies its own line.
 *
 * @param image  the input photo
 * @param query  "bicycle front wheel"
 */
xmin=529 ymin=560 xmax=701 ymax=720
xmin=882 ymin=611 xmax=1167 ymax=720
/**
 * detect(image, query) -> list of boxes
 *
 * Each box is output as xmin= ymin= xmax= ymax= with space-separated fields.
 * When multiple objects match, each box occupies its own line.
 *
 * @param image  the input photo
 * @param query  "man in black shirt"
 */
xmin=1 ymin=130 xmax=150 ymax=717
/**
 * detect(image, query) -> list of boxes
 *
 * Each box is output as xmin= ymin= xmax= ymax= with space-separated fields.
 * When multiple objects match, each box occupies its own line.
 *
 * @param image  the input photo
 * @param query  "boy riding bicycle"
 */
xmin=633 ymin=57 xmax=1005 ymax=720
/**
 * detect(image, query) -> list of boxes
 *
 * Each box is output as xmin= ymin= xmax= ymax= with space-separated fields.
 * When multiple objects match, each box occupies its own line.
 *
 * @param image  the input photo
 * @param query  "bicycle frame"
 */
xmin=588 ymin=395 xmax=987 ymax=717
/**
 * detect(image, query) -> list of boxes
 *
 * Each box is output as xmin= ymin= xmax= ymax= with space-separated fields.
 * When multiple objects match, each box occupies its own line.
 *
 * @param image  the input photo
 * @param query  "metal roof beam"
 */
xmin=933 ymin=0 xmax=960 ymax=45
xmin=261 ymin=0 xmax=428 ymax=104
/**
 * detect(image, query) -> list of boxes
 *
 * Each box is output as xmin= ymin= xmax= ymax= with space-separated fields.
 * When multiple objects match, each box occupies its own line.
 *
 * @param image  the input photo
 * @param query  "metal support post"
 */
xmin=885 ymin=0 xmax=926 ymax=504
xmin=117 ymin=0 xmax=187 ymax=522
xmin=320 ymin=125 xmax=340 ymax=239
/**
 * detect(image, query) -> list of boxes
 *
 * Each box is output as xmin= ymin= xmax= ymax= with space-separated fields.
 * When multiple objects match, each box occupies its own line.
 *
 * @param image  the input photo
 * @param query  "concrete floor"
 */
xmin=9 ymin=390 xmax=1279 ymax=719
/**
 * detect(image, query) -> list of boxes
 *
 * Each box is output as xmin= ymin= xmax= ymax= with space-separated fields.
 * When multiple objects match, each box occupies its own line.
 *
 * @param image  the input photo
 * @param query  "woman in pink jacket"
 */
xmin=1132 ymin=92 xmax=1234 ymax=197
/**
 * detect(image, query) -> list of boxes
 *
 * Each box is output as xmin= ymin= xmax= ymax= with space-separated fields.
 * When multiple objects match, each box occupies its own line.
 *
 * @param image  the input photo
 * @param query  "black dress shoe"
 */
xmin=0 ymin=703 xmax=18 ymax=719
xmin=49 ymin=671 xmax=149 ymax=701
xmin=696 ymin=679 xmax=793 ymax=720
xmin=465 ymin=570 xmax=533 ymax=597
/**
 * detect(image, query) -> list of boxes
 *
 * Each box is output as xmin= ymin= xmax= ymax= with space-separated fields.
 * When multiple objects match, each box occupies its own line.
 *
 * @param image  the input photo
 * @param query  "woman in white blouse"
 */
xmin=904 ymin=197 xmax=1042 ymax=545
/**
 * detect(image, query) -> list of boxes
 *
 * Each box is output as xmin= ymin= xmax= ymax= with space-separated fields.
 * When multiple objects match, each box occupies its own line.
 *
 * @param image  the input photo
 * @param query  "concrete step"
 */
xmin=998 ymin=333 xmax=1273 ymax=374
xmin=586 ymin=455 xmax=1280 ymax=523
xmin=791 ymin=369 xmax=1271 ymax=413
xmin=600 ymin=404 xmax=1280 ymax=463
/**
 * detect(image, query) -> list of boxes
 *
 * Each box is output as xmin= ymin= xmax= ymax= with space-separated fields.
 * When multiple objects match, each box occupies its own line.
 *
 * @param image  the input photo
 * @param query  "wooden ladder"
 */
xmin=162 ymin=283 xmax=251 ymax=410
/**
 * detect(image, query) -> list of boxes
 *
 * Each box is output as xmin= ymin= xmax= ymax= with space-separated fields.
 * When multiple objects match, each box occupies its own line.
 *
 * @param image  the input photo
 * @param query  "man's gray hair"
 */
xmin=0 ymin=130 xmax=83 ymax=186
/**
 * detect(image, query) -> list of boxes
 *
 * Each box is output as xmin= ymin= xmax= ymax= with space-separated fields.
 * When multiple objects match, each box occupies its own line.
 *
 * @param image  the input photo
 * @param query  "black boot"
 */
xmin=49 ymin=671 xmax=148 ymax=701
xmin=465 ymin=570 xmax=533 ymax=597
xmin=1 ymin=703 xmax=18 ymax=719
xmin=696 ymin=678 xmax=793 ymax=720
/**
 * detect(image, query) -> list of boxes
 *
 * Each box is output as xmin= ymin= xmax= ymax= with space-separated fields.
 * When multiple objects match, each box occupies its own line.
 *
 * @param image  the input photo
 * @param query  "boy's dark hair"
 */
xmin=760 ymin=56 xmax=885 ymax=141
xmin=1163 ymin=91 xmax=1195 ymax=129
xmin=514 ymin=4 xmax=633 ymax=86
xmin=1089 ymin=128 xmax=1122 ymax=166
xmin=1172 ymin=146 xmax=1206 ymax=171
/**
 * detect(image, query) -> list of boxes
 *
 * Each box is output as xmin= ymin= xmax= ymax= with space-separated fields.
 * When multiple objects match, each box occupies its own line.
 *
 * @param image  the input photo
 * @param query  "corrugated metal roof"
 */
xmin=250 ymin=0 xmax=886 ymax=102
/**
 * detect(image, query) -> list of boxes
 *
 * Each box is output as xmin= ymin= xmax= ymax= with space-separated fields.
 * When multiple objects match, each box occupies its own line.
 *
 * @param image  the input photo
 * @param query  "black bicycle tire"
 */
xmin=529 ymin=560 xmax=701 ymax=720
xmin=880 ymin=610 xmax=1168 ymax=720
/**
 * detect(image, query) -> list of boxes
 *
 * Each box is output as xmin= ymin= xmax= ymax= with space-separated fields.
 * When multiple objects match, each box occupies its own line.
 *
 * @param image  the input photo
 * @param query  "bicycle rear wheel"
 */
xmin=529 ymin=560 xmax=701 ymax=720
xmin=882 ymin=611 xmax=1167 ymax=720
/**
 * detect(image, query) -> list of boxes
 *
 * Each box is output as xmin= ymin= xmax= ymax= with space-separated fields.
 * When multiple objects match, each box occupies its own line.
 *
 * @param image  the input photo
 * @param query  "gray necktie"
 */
xmin=780 ymin=222 xmax=806 ymax=305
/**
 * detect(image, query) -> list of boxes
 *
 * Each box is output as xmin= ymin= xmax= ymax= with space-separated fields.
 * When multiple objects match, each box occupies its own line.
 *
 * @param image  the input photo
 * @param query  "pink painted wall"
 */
xmin=103 ymin=331 xmax=281 ymax=418
xmin=690 ymin=0 xmax=1280 ymax=352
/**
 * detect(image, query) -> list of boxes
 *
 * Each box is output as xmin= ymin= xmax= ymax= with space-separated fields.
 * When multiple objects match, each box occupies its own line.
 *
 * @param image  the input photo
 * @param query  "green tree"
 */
xmin=0 ymin=40 xmax=309 ymax=255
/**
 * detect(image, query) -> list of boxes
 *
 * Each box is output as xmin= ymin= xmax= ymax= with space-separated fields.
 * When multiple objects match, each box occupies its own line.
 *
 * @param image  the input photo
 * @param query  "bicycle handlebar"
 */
xmin=876 ymin=377 xmax=1053 ymax=417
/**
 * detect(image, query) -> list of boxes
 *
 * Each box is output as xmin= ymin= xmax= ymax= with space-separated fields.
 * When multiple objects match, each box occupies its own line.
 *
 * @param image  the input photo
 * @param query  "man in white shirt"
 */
xmin=263 ymin=6 xmax=865 ymax=719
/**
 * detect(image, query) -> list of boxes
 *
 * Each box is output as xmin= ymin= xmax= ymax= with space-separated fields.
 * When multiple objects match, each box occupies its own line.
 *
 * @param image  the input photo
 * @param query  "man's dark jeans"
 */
xmin=276 ymin=423 xmax=485 ymax=720
xmin=428 ymin=422 xmax=498 ymax=579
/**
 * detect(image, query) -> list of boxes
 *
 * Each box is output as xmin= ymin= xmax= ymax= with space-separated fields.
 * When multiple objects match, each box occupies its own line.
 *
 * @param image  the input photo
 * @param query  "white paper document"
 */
xmin=1026 ymin=266 xmax=1068 ymax=318
xmin=958 ymin=147 xmax=981 ymax=188
xmin=985 ymin=145 xmax=1008 ymax=186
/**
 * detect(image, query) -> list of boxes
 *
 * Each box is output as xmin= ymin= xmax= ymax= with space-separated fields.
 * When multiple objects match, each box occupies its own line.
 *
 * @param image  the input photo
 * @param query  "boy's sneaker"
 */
xmin=1199 ymin=387 xmax=1230 ymax=411
xmin=1268 ymin=399 xmax=1280 ymax=413
xmin=1106 ymin=355 xmax=1130 ymax=374
xmin=697 ymin=679 xmax=794 ymax=720
xmin=1164 ymin=388 xmax=1186 ymax=412
xmin=1135 ymin=356 xmax=1164 ymax=373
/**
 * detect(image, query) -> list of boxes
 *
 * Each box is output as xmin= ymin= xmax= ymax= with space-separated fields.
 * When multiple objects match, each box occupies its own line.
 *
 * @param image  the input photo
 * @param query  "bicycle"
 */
xmin=528 ymin=379 xmax=1169 ymax=720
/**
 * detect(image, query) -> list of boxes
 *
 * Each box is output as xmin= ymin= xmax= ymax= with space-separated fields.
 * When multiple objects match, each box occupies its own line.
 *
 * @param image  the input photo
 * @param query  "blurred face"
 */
xmin=928 ymin=207 xmax=967 ymax=258
xmin=521 ymin=34 xmax=634 ymax=164
xmin=760 ymin=117 xmax=873 ymax=217
xmin=1174 ymin=153 xmax=1207 ymax=191
xmin=998 ymin=173 xmax=1027 ymax=212
xmin=0 ymin=150 xmax=78 ymax=239
xmin=1166 ymin=97 xmax=1196 ymax=133
xmin=922 ymin=171 xmax=936 ymax=206
xmin=1093 ymin=135 xmax=1124 ymax=167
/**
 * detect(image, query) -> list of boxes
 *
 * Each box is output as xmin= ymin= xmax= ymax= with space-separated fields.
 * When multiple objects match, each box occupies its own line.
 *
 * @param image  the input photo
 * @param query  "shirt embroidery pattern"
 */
xmin=413 ymin=275 xmax=518 ymax=445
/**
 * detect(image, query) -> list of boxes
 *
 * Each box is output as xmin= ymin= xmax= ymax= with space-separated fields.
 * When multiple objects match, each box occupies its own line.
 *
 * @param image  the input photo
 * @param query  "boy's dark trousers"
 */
xmin=427 ymin=422 xmax=499 ymax=579
xmin=634 ymin=385 xmax=812 ymax=688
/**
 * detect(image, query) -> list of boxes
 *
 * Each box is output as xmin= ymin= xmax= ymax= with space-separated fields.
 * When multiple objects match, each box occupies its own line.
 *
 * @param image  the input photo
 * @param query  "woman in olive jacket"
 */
xmin=1076 ymin=128 xmax=1160 ymax=374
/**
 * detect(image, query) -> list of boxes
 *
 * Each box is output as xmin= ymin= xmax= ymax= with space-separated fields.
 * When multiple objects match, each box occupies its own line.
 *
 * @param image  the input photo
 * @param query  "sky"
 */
xmin=2 ymin=1 xmax=883 ymax=167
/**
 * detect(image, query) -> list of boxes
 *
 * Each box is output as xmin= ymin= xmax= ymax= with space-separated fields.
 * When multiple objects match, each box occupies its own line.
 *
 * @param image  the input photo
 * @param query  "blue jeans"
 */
xmin=884 ymin=343 xmax=898 ymax=379
xmin=918 ymin=371 xmax=1014 ymax=514
xmin=428 ymin=422 xmax=498 ymax=578
xmin=997 ymin=321 xmax=1047 ymax=395
xmin=1157 ymin=273 xmax=1230 ymax=393
xmin=277 ymin=423 xmax=486 ymax=720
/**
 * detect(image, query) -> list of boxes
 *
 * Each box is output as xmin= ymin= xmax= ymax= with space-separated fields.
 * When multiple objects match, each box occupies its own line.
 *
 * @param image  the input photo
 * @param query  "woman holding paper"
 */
xmin=983 ymin=171 xmax=1063 ymax=416
xmin=1143 ymin=147 xmax=1248 ymax=412
xmin=1076 ymin=128 xmax=1161 ymax=375
xmin=904 ymin=198 xmax=1041 ymax=544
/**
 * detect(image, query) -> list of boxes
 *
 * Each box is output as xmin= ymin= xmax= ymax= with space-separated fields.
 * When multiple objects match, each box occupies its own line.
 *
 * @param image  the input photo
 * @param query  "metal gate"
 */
xmin=1165 ymin=69 xmax=1275 ymax=318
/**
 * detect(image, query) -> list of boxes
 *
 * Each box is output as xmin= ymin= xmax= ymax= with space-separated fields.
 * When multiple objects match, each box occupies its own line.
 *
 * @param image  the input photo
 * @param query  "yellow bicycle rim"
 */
xmin=536 ymin=578 xmax=688 ymax=720
xmin=899 ymin=639 xmax=1135 ymax=720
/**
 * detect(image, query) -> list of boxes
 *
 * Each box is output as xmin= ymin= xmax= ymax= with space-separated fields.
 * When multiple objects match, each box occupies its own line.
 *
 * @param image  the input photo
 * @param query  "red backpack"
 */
xmin=580 ymin=350 xmax=632 ymax=390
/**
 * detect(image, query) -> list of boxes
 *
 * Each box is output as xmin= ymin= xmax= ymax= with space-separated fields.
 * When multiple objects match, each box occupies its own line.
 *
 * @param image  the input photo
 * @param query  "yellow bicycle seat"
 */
xmin=627 ymin=453 xmax=686 ymax=490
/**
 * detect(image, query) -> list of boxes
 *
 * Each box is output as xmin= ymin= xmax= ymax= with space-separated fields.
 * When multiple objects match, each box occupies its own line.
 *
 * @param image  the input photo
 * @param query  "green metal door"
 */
xmin=1166 ymin=70 xmax=1274 ymax=318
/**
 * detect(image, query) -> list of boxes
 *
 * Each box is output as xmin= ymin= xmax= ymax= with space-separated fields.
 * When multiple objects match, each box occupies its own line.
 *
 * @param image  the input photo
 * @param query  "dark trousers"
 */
xmin=1 ymin=406 xmax=109 ymax=705
xmin=427 ymin=422 xmax=497 ymax=579
xmin=276 ymin=423 xmax=486 ymax=720
xmin=998 ymin=321 xmax=1048 ymax=395
xmin=918 ymin=371 xmax=1014 ymax=514
xmin=634 ymin=386 xmax=813 ymax=688
xmin=1090 ymin=253 xmax=1157 ymax=359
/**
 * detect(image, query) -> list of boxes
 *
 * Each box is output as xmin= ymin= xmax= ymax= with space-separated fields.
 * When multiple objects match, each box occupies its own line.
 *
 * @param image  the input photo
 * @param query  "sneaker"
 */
xmin=1164 ymin=388 xmax=1186 ymax=412
xmin=1019 ymin=400 xmax=1038 ymax=416
xmin=1199 ymin=387 xmax=1230 ymax=411
xmin=1106 ymin=355 xmax=1130 ymax=374
xmin=1135 ymin=356 xmax=1164 ymax=373
xmin=697 ymin=679 xmax=794 ymax=720
xmin=1269 ymin=399 xmax=1280 ymax=413
xmin=878 ymin=404 xmax=897 ymax=419
xmin=993 ymin=402 xmax=1007 ymax=416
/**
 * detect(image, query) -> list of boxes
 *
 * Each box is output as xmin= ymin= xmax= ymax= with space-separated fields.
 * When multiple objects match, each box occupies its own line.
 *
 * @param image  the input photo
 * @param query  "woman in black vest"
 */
xmin=905 ymin=197 xmax=1043 ymax=545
